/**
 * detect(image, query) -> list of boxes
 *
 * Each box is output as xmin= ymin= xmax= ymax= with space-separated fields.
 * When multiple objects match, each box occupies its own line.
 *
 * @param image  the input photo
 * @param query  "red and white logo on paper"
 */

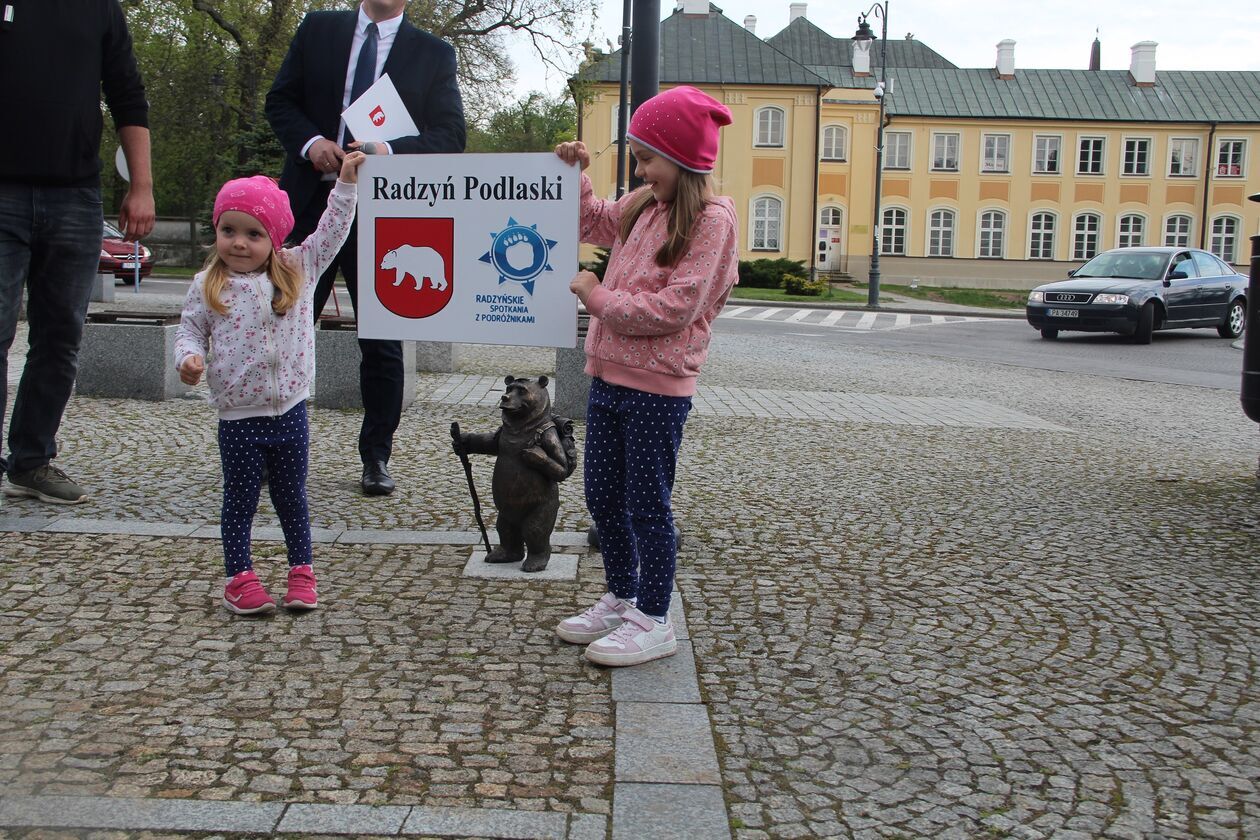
xmin=375 ymin=217 xmax=454 ymax=319
xmin=369 ymin=105 xmax=386 ymax=127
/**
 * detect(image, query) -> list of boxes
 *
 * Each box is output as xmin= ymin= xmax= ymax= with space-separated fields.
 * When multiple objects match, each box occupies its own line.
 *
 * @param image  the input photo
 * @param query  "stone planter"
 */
xmin=314 ymin=317 xmax=416 ymax=410
xmin=554 ymin=312 xmax=590 ymax=420
xmin=76 ymin=312 xmax=189 ymax=401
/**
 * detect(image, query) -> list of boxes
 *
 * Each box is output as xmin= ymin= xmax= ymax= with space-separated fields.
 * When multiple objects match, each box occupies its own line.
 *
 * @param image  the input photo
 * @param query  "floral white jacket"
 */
xmin=175 ymin=180 xmax=356 ymax=420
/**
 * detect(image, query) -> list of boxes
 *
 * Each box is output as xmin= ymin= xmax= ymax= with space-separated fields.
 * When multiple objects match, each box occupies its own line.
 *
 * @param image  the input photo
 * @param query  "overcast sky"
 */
xmin=506 ymin=0 xmax=1260 ymax=99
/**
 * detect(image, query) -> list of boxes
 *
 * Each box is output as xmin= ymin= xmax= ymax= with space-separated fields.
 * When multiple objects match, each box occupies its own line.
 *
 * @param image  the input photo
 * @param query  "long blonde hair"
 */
xmin=201 ymin=247 xmax=304 ymax=316
xmin=617 ymin=170 xmax=713 ymax=267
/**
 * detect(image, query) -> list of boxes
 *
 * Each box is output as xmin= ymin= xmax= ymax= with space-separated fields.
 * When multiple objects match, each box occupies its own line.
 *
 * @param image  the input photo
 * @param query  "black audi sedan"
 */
xmin=1025 ymin=247 xmax=1247 ymax=343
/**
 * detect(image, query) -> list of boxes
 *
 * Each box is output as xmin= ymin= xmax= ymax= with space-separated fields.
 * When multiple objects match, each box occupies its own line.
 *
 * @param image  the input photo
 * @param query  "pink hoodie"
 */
xmin=579 ymin=173 xmax=739 ymax=397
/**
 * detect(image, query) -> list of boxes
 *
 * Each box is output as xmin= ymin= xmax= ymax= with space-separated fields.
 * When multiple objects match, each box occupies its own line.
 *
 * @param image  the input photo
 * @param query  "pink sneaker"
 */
xmin=584 ymin=607 xmax=677 ymax=667
xmin=556 ymin=593 xmax=630 ymax=644
xmin=222 ymin=570 xmax=276 ymax=615
xmin=282 ymin=564 xmax=319 ymax=610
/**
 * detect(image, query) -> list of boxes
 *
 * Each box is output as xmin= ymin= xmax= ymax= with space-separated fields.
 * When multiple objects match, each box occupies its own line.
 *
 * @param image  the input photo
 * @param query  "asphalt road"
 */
xmin=716 ymin=307 xmax=1246 ymax=392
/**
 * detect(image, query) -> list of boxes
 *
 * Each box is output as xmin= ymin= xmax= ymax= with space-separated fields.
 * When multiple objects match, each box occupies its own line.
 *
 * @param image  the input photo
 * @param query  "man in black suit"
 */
xmin=266 ymin=0 xmax=465 ymax=496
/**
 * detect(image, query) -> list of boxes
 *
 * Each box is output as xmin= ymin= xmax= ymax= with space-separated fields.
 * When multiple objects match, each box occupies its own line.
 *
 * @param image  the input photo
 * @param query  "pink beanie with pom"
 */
xmin=212 ymin=175 xmax=295 ymax=249
xmin=626 ymin=86 xmax=733 ymax=174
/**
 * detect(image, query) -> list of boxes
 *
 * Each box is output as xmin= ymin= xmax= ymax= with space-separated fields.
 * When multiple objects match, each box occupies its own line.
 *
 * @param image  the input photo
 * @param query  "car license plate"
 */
xmin=121 ymin=262 xmax=139 ymax=269
xmin=1048 ymin=308 xmax=1079 ymax=318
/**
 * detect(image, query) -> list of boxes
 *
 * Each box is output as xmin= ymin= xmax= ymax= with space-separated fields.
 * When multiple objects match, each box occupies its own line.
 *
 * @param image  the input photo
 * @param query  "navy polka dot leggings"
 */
xmin=217 ymin=401 xmax=312 ymax=577
xmin=584 ymin=377 xmax=691 ymax=618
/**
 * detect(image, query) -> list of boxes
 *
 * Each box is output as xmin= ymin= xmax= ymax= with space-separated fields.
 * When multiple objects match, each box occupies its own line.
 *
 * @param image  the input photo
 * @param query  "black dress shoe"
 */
xmin=361 ymin=461 xmax=396 ymax=496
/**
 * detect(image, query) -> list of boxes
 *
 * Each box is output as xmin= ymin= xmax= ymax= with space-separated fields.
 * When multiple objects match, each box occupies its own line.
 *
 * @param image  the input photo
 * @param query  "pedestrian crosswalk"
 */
xmin=718 ymin=305 xmax=999 ymax=331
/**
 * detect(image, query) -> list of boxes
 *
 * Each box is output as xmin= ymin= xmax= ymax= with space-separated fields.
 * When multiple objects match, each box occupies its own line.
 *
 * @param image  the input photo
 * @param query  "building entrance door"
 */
xmin=818 ymin=207 xmax=844 ymax=272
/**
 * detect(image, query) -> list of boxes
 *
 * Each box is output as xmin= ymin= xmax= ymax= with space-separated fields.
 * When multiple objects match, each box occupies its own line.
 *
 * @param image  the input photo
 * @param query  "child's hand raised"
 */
xmin=554 ymin=141 xmax=590 ymax=171
xmin=339 ymin=151 xmax=368 ymax=184
xmin=179 ymin=354 xmax=205 ymax=386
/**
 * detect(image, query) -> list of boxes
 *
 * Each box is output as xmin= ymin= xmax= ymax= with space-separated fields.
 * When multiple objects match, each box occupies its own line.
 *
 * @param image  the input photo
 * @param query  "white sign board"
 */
xmin=356 ymin=153 xmax=578 ymax=348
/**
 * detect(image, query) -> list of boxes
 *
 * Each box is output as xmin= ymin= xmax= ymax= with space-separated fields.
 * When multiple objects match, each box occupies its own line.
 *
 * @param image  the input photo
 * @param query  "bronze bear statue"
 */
xmin=452 ymin=375 xmax=576 ymax=572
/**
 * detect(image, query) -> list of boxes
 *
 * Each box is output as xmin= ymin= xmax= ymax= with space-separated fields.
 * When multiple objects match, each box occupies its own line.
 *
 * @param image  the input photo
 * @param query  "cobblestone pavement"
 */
xmin=3 ymin=316 xmax=1259 ymax=838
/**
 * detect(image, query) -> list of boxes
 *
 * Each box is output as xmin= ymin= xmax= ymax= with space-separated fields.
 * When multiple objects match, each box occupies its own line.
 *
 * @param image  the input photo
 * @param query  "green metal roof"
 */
xmin=765 ymin=16 xmax=956 ymax=72
xmin=579 ymin=5 xmax=832 ymax=87
xmin=877 ymin=68 xmax=1260 ymax=123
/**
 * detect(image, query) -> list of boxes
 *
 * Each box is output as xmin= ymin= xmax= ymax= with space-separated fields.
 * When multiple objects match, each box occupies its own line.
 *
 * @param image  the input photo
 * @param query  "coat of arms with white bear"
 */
xmin=380 ymin=245 xmax=448 ymax=291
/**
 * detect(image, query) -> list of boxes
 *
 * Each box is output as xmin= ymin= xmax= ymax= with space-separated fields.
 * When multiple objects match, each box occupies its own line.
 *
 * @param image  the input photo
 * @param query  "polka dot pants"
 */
xmin=583 ymin=377 xmax=691 ymax=618
xmin=217 ymin=401 xmax=312 ymax=577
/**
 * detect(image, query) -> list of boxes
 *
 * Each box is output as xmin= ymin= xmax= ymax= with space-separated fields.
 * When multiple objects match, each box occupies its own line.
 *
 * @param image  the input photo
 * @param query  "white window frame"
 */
xmin=884 ymin=131 xmax=912 ymax=170
xmin=1072 ymin=212 xmax=1102 ymax=260
xmin=1167 ymin=137 xmax=1199 ymax=177
xmin=820 ymin=205 xmax=844 ymax=227
xmin=927 ymin=207 xmax=956 ymax=257
xmin=1210 ymin=215 xmax=1240 ymax=262
xmin=931 ymin=132 xmax=959 ymax=172
xmin=1121 ymin=136 xmax=1152 ymax=177
xmin=1033 ymin=134 xmax=1061 ymax=175
xmin=1029 ymin=212 xmax=1057 ymax=260
xmin=1117 ymin=213 xmax=1146 ymax=249
xmin=1215 ymin=139 xmax=1246 ymax=178
xmin=976 ymin=209 xmax=1007 ymax=259
xmin=1163 ymin=214 xmax=1193 ymax=248
xmin=750 ymin=194 xmax=783 ymax=251
xmin=981 ymin=133 xmax=1011 ymax=173
xmin=881 ymin=206 xmax=908 ymax=255
xmin=1077 ymin=135 xmax=1106 ymax=175
xmin=754 ymin=106 xmax=785 ymax=148
xmin=821 ymin=125 xmax=847 ymax=161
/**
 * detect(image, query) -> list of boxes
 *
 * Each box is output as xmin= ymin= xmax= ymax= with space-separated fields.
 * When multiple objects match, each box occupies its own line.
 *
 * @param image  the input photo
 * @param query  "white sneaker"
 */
xmin=556 ymin=592 xmax=630 ymax=644
xmin=584 ymin=606 xmax=677 ymax=667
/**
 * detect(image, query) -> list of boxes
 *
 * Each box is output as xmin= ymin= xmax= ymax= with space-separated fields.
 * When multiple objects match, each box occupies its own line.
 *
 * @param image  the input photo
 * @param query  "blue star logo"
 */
xmin=478 ymin=218 xmax=557 ymax=295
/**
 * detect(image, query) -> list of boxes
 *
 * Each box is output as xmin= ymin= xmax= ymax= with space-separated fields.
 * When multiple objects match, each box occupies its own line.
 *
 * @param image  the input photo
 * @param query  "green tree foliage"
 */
xmin=466 ymin=91 xmax=576 ymax=153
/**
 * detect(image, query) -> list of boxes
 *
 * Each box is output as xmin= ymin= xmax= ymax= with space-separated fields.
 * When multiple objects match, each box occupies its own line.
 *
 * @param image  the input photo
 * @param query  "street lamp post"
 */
xmin=853 ymin=5 xmax=888 ymax=309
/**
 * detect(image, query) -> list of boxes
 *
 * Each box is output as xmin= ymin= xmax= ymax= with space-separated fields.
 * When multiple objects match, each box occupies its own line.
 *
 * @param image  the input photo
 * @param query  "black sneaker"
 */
xmin=3 ymin=465 xmax=89 ymax=504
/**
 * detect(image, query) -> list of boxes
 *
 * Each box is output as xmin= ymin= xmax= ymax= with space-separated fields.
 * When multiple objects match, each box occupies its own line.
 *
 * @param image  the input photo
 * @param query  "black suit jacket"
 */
xmin=265 ymin=10 xmax=466 ymax=223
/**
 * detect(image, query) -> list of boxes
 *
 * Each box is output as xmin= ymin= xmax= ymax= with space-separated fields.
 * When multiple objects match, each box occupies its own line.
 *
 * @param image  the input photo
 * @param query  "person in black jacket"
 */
xmin=265 ymin=0 xmax=466 ymax=497
xmin=0 ymin=0 xmax=155 ymax=505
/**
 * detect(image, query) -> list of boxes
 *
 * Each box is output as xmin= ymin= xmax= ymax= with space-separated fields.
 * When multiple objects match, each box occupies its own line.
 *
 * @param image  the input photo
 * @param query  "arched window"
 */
xmin=978 ymin=210 xmax=1006 ymax=258
xmin=820 ymin=206 xmax=843 ymax=226
xmin=755 ymin=107 xmax=785 ymax=147
xmin=1118 ymin=214 xmax=1146 ymax=248
xmin=1029 ymin=212 xmax=1056 ymax=260
xmin=928 ymin=209 xmax=955 ymax=257
xmin=1073 ymin=213 xmax=1101 ymax=260
xmin=821 ymin=125 xmax=847 ymax=161
xmin=751 ymin=196 xmax=783 ymax=250
xmin=881 ymin=207 xmax=907 ymax=255
xmin=1164 ymin=215 xmax=1192 ymax=248
xmin=1211 ymin=216 xmax=1240 ymax=263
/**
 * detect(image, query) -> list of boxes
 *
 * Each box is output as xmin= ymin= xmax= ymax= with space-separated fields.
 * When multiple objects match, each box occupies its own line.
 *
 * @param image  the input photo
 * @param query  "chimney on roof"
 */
xmin=680 ymin=0 xmax=707 ymax=14
xmin=995 ymin=39 xmax=1015 ymax=79
xmin=789 ymin=3 xmax=807 ymax=22
xmin=743 ymin=15 xmax=757 ymax=33
xmin=1089 ymin=33 xmax=1101 ymax=71
xmin=1129 ymin=41 xmax=1156 ymax=86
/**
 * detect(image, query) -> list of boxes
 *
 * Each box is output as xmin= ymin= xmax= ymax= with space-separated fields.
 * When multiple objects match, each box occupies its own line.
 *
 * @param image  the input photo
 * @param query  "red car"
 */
xmin=100 ymin=220 xmax=153 ymax=282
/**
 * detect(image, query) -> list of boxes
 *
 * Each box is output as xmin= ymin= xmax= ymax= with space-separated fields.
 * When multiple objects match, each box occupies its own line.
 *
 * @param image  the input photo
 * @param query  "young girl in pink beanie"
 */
xmin=175 ymin=153 xmax=365 ymax=616
xmin=554 ymin=86 xmax=739 ymax=667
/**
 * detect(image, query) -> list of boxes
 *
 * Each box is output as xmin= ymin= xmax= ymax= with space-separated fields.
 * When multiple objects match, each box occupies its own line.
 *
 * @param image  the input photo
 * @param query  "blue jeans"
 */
xmin=0 ymin=183 xmax=103 ymax=475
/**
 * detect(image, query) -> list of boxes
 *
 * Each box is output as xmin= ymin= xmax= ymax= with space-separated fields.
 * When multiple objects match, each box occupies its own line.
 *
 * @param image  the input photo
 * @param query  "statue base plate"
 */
xmin=461 ymin=551 xmax=579 ymax=580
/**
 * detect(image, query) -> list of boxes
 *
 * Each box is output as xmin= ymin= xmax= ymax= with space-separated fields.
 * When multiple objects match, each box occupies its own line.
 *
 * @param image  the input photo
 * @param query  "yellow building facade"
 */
xmin=577 ymin=3 xmax=1260 ymax=288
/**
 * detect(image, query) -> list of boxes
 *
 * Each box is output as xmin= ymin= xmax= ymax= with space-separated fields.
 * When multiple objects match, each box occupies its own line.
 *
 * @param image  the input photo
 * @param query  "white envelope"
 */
xmin=341 ymin=73 xmax=419 ymax=142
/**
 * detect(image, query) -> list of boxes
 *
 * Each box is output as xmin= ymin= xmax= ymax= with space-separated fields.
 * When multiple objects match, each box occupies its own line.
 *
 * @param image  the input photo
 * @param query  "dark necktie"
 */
xmin=345 ymin=22 xmax=379 ymax=143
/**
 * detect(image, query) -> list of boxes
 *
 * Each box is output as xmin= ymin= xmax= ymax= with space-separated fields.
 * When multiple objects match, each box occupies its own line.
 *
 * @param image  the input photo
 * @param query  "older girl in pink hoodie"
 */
xmin=554 ymin=86 xmax=738 ymax=667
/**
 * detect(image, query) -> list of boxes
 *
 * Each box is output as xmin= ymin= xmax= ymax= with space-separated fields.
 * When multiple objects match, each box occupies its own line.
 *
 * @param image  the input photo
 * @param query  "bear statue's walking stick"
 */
xmin=450 ymin=422 xmax=492 ymax=553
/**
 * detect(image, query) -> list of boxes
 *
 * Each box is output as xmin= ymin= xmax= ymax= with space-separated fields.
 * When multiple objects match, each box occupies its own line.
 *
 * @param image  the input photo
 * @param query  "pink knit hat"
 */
xmin=626 ymin=86 xmax=732 ymax=174
xmin=212 ymin=175 xmax=295 ymax=249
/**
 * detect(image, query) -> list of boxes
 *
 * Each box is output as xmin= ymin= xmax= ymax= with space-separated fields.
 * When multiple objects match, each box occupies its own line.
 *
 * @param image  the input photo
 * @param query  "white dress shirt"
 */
xmin=301 ymin=4 xmax=404 ymax=163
